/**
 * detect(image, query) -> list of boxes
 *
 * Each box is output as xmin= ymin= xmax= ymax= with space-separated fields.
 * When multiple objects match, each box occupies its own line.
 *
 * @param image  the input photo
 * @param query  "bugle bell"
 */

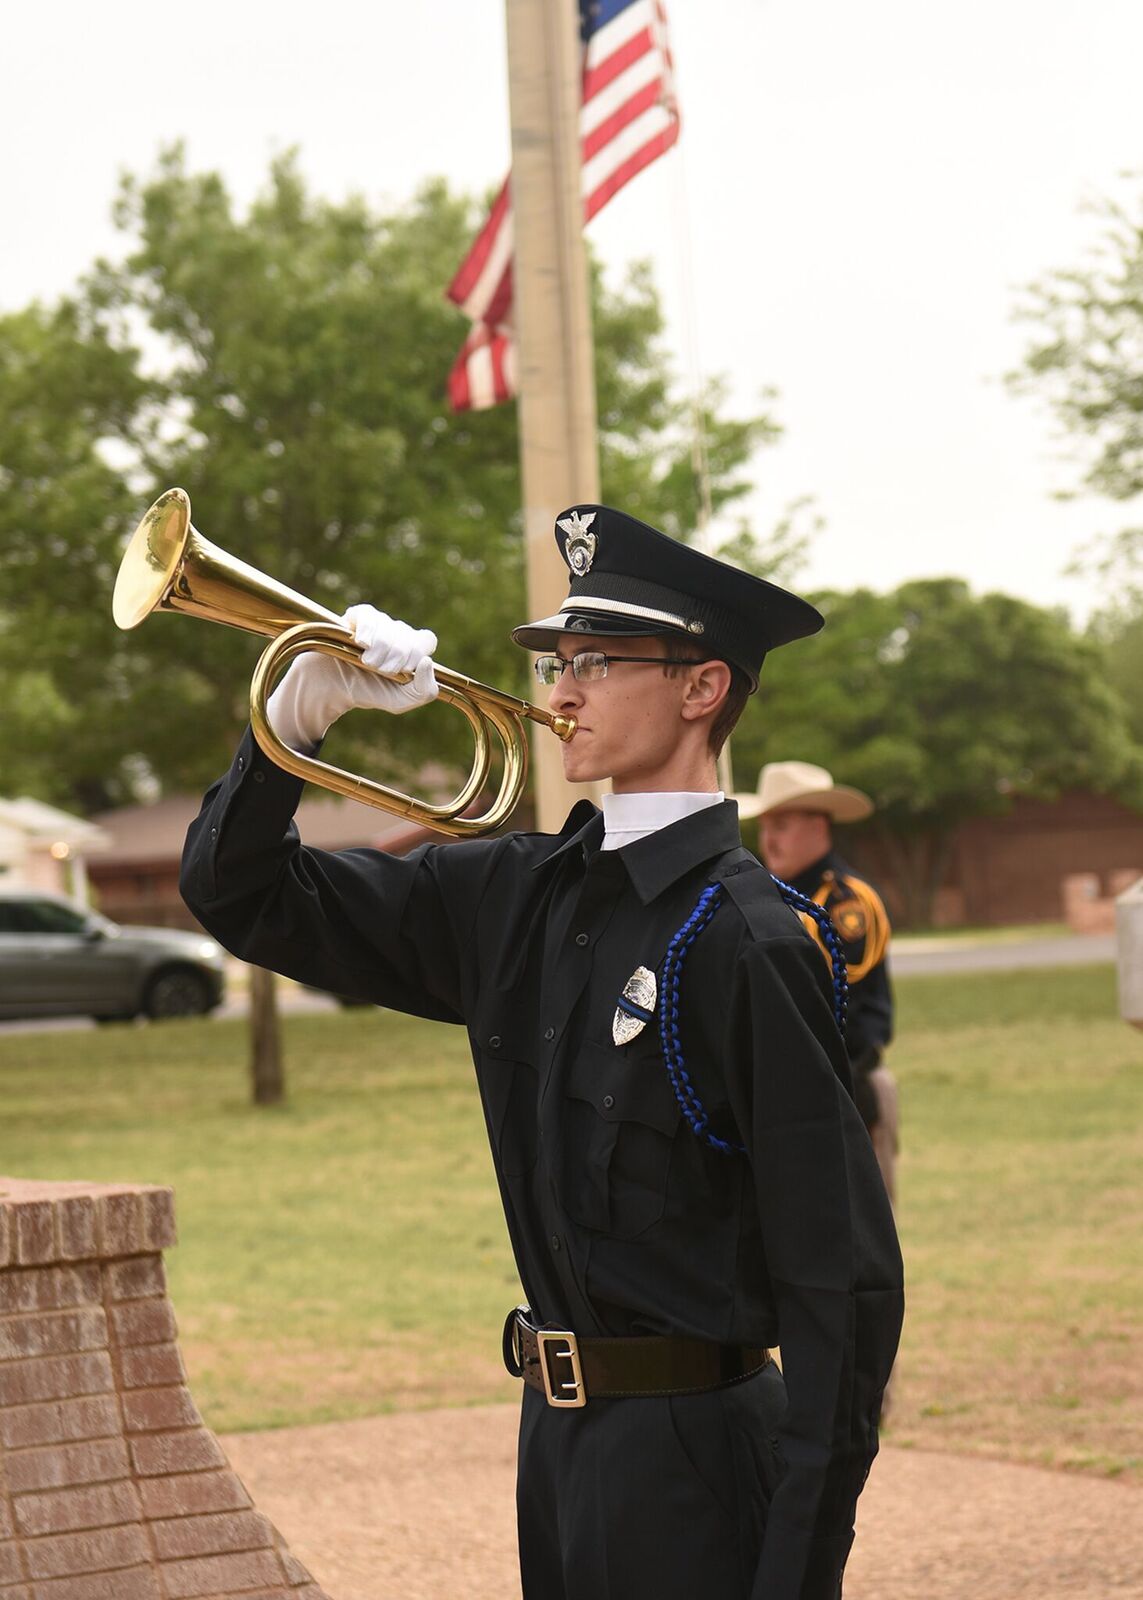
xmin=112 ymin=488 xmax=576 ymax=837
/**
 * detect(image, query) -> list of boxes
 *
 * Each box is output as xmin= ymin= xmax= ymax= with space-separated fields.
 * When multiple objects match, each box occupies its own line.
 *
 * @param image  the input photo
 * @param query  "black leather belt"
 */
xmin=503 ymin=1305 xmax=770 ymax=1409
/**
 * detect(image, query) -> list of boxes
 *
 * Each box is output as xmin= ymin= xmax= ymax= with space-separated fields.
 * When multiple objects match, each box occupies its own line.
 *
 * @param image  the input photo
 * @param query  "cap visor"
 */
xmin=511 ymin=609 xmax=673 ymax=651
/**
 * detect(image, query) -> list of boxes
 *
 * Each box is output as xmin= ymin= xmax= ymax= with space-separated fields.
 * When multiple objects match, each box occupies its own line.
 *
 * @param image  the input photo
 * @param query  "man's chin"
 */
xmin=561 ymin=747 xmax=607 ymax=785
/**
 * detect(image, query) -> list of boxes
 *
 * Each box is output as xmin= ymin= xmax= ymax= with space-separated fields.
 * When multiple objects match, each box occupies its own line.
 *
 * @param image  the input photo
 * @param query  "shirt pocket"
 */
xmin=562 ymin=1037 xmax=682 ymax=1239
xmin=475 ymin=1016 xmax=539 ymax=1178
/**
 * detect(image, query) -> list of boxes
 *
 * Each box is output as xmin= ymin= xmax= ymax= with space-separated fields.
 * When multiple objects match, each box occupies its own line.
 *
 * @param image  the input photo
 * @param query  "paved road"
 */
xmin=0 ymin=936 xmax=1117 ymax=1035
xmin=892 ymin=932 xmax=1116 ymax=976
xmin=0 ymin=982 xmax=340 ymax=1035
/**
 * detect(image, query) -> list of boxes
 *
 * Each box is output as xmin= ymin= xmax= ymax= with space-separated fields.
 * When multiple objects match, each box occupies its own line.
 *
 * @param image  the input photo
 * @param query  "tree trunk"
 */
xmin=922 ymin=830 xmax=959 ymax=929
xmin=248 ymin=965 xmax=284 ymax=1106
xmin=874 ymin=824 xmax=955 ymax=929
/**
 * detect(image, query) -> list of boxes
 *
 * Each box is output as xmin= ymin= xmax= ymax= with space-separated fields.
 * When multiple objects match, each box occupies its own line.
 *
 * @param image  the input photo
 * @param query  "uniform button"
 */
xmin=602 ymin=1094 xmax=615 ymax=1109
xmin=544 ymin=1026 xmax=555 ymax=1041
xmin=488 ymin=1035 xmax=502 ymax=1049
xmin=210 ymin=827 xmax=218 ymax=840
xmin=550 ymin=1235 xmax=561 ymax=1251
xmin=237 ymin=755 xmax=245 ymax=770
xmin=575 ymin=932 xmax=589 ymax=946
xmin=253 ymin=769 xmax=266 ymax=784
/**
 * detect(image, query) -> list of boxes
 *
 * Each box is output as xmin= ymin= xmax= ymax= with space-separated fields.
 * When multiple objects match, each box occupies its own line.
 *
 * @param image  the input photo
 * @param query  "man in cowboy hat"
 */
xmin=737 ymin=762 xmax=898 ymax=1204
xmin=182 ymin=506 xmax=902 ymax=1600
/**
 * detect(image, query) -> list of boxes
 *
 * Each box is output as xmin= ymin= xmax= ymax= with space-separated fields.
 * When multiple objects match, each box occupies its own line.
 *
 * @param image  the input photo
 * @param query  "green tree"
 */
xmin=730 ymin=578 xmax=1143 ymax=926
xmin=0 ymin=148 xmax=785 ymax=810
xmin=1011 ymin=181 xmax=1143 ymax=594
xmin=0 ymin=301 xmax=152 ymax=806
xmin=1009 ymin=186 xmax=1143 ymax=762
xmin=1090 ymin=600 xmax=1143 ymax=747
xmin=1012 ymin=183 xmax=1143 ymax=504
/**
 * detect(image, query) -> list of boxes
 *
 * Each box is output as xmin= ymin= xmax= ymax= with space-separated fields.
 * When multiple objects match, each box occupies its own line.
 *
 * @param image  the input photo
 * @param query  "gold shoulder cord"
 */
xmin=799 ymin=875 xmax=891 ymax=984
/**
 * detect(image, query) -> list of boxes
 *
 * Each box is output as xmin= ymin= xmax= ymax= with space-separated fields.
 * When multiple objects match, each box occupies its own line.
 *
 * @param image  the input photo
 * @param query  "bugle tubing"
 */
xmin=112 ymin=488 xmax=576 ymax=838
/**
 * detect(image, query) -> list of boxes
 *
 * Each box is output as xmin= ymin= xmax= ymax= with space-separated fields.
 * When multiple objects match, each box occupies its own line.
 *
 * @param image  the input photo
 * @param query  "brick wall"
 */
xmin=0 ymin=1178 xmax=330 ymax=1600
xmin=840 ymin=789 xmax=1143 ymax=927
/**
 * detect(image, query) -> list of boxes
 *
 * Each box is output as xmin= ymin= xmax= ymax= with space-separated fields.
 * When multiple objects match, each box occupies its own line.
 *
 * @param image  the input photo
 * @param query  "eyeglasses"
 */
xmin=533 ymin=651 xmax=698 ymax=686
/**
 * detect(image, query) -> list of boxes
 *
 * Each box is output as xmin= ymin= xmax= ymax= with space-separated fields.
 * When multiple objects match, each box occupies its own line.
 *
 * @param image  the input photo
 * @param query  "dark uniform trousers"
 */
xmin=181 ymin=729 xmax=904 ymax=1600
xmin=518 ymin=1363 xmax=789 ymax=1598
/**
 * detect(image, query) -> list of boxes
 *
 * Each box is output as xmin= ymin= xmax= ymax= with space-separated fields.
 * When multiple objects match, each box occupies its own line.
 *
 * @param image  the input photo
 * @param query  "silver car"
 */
xmin=0 ymin=889 xmax=226 ymax=1022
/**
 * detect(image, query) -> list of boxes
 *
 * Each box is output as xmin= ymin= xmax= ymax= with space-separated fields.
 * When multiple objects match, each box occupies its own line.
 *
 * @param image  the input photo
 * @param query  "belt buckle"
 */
xmin=536 ymin=1328 xmax=587 ymax=1408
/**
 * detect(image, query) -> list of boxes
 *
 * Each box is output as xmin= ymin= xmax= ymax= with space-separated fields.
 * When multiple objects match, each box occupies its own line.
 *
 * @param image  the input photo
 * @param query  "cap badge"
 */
xmin=557 ymin=509 xmax=598 ymax=575
xmin=612 ymin=964 xmax=657 ymax=1046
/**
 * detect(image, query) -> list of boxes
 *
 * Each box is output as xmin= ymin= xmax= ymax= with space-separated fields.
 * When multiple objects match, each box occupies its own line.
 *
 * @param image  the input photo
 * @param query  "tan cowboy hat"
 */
xmin=734 ymin=761 xmax=874 ymax=822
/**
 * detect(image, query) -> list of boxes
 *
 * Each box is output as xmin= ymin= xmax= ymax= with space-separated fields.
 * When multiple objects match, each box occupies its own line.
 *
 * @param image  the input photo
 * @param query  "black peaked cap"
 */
xmin=510 ymin=504 xmax=823 ymax=689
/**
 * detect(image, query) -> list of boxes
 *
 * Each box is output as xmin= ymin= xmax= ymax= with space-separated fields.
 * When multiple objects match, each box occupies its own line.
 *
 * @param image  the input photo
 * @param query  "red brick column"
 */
xmin=0 ymin=1178 xmax=331 ymax=1600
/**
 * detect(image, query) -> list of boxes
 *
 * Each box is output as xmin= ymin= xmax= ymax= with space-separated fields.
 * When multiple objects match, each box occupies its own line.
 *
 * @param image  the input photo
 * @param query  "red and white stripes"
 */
xmin=446 ymin=0 xmax=680 ymax=412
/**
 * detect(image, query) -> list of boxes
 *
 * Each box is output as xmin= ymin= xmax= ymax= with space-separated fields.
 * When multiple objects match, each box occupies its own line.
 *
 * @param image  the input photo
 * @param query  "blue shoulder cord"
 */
xmin=767 ymin=874 xmax=851 ymax=1038
xmin=658 ymin=876 xmax=850 ymax=1157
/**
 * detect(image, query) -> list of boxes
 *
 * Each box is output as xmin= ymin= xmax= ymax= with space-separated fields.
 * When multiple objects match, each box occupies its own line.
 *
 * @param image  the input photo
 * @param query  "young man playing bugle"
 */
xmin=182 ymin=504 xmax=903 ymax=1600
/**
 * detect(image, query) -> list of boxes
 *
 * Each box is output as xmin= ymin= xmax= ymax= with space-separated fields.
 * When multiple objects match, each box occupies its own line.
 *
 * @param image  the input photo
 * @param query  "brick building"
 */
xmin=839 ymin=789 xmax=1143 ymax=928
xmin=87 ymin=795 xmax=430 ymax=931
xmin=89 ymin=787 xmax=1143 ymax=934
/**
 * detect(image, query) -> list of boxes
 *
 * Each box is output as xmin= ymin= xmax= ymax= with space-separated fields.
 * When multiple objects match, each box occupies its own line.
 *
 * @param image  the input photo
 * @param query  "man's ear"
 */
xmin=680 ymin=659 xmax=732 ymax=724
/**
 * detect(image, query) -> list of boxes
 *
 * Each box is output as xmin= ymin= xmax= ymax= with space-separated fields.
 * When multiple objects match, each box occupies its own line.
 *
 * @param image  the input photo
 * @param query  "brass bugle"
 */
xmin=112 ymin=488 xmax=576 ymax=837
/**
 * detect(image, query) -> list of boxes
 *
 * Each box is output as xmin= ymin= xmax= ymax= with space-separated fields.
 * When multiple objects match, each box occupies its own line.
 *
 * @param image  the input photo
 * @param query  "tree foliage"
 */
xmin=0 ymin=300 xmax=154 ymax=805
xmin=730 ymin=578 xmax=1143 ymax=925
xmin=1011 ymin=180 xmax=1143 ymax=607
xmin=1012 ymin=183 xmax=1143 ymax=504
xmin=1011 ymin=178 xmax=1143 ymax=784
xmin=1090 ymin=600 xmax=1143 ymax=747
xmin=0 ymin=147 xmax=781 ymax=808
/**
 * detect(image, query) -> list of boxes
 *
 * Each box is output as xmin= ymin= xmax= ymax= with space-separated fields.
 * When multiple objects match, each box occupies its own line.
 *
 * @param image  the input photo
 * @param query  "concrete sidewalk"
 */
xmin=892 ymin=932 xmax=1115 ymax=976
xmin=222 ymin=1404 xmax=1142 ymax=1600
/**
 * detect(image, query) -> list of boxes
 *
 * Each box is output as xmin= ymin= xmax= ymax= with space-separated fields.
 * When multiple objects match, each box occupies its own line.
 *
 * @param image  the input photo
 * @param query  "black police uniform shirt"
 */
xmin=786 ymin=850 xmax=893 ymax=1086
xmin=181 ymin=729 xmax=904 ymax=1598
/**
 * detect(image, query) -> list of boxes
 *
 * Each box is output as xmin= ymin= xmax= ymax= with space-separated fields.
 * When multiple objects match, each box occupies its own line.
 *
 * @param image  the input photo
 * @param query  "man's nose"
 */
xmin=548 ymin=662 xmax=582 ymax=713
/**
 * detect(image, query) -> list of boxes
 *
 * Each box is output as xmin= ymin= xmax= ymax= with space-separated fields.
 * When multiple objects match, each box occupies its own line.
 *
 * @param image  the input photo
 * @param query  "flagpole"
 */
xmin=505 ymin=0 xmax=604 ymax=831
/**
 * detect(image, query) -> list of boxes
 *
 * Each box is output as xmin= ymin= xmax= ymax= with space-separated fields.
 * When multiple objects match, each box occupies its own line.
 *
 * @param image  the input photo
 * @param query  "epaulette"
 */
xmin=711 ymin=847 xmax=797 ymax=941
xmin=709 ymin=848 xmax=849 ymax=1029
xmin=658 ymin=857 xmax=849 ymax=1157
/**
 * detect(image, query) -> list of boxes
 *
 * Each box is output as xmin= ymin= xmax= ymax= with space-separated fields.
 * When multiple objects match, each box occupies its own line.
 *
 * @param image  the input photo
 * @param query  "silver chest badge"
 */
xmin=612 ymin=965 xmax=658 ymax=1046
xmin=557 ymin=509 xmax=598 ymax=575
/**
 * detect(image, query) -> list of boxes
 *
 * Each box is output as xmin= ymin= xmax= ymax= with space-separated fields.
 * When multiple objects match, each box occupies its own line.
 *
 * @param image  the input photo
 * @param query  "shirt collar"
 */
xmin=619 ymin=799 xmax=743 ymax=904
xmin=533 ymin=797 xmax=744 ymax=903
xmin=600 ymin=790 xmax=724 ymax=850
xmin=531 ymin=800 xmax=605 ymax=872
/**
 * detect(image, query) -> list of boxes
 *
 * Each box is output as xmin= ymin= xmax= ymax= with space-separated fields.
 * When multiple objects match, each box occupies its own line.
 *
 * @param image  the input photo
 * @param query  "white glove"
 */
xmin=265 ymin=605 xmax=439 ymax=753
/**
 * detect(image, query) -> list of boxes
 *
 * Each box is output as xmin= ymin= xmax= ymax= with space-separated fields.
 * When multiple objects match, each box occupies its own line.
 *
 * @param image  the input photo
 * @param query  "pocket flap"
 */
xmin=566 ymin=1039 xmax=681 ymax=1137
xmin=474 ymin=1010 xmax=534 ymax=1065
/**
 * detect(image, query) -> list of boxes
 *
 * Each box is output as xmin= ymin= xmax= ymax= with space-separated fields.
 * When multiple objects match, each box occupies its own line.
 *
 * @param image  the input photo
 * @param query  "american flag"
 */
xmin=446 ymin=0 xmax=680 ymax=412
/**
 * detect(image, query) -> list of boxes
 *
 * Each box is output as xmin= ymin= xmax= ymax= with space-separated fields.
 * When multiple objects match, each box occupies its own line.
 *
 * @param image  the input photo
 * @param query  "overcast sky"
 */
xmin=4 ymin=0 xmax=1140 ymax=621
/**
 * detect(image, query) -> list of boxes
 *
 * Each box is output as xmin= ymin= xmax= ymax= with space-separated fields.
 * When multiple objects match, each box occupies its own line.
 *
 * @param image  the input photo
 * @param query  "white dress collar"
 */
xmin=601 ymin=791 xmax=725 ymax=851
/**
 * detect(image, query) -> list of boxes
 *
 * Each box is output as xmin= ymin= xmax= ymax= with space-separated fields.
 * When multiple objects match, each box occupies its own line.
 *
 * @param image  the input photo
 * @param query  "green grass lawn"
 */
xmin=1 ymin=1010 xmax=521 ymax=1427
xmin=2 ymin=963 xmax=1140 ymax=1478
